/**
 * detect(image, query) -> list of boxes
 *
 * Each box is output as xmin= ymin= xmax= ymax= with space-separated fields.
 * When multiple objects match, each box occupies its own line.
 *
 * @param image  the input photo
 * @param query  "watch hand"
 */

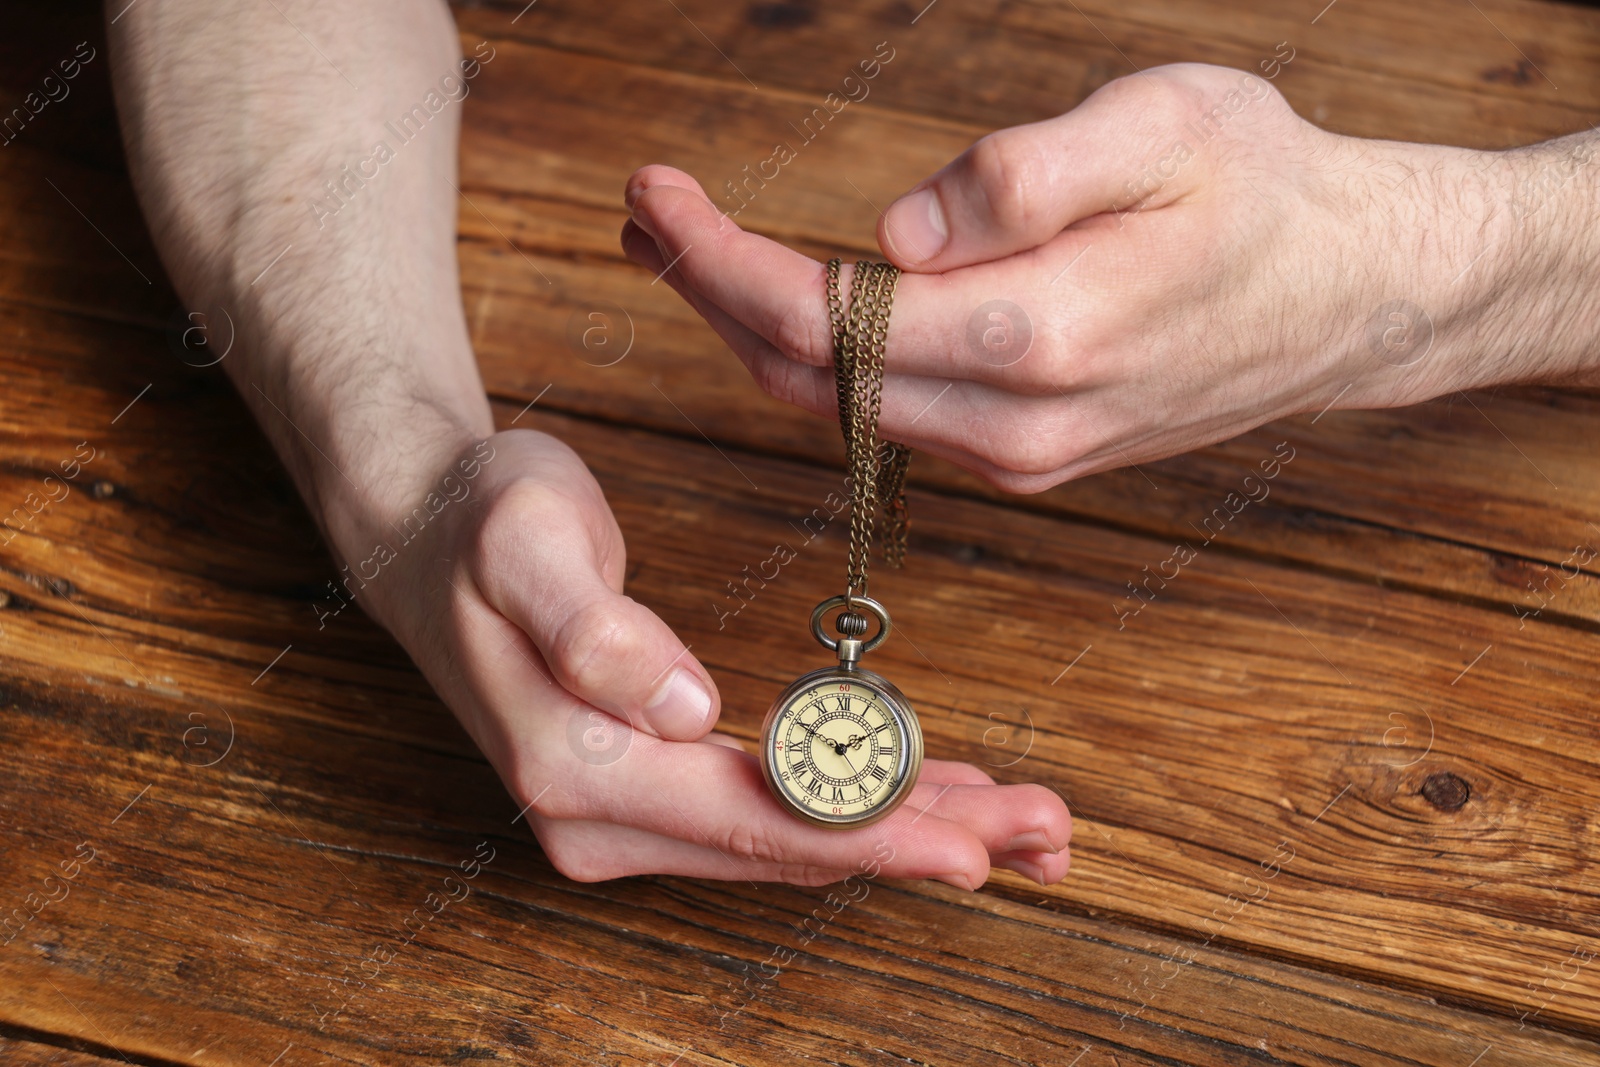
xmin=811 ymin=727 xmax=844 ymax=754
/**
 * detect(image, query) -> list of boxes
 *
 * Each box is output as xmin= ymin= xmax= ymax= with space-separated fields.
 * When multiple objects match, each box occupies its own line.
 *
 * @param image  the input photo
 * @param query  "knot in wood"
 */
xmin=1420 ymin=771 xmax=1469 ymax=812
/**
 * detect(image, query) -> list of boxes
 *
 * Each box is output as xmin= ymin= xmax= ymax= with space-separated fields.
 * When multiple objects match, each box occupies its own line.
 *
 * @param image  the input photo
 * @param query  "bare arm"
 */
xmin=108 ymin=0 xmax=1071 ymax=891
xmin=109 ymin=0 xmax=492 ymax=563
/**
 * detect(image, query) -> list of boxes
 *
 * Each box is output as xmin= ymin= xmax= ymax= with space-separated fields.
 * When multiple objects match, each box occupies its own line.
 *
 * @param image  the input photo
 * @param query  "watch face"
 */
xmin=760 ymin=669 xmax=922 ymax=828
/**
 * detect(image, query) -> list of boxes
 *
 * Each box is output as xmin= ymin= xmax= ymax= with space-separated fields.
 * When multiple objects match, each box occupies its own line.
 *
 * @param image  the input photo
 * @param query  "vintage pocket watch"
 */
xmin=759 ymin=258 xmax=923 ymax=828
xmin=759 ymin=594 xmax=924 ymax=828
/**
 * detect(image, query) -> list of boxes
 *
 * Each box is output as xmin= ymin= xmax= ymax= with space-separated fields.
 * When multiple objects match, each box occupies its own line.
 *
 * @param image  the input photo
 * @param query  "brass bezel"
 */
xmin=759 ymin=665 xmax=924 ymax=830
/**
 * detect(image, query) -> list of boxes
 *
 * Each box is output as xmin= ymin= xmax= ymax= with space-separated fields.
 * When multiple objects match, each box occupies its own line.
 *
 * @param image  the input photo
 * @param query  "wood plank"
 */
xmin=564 ymin=404 xmax=1600 ymax=1038
xmin=2 ymin=456 xmax=1600 ymax=1065
xmin=2 ymin=298 xmax=1600 ymax=1046
xmin=5 ymin=705 xmax=1600 ymax=1067
xmin=456 ymin=0 xmax=1600 ymax=146
xmin=0 ymin=1037 xmax=129 ymax=1066
xmin=3 ymin=4 xmax=1600 ymax=1057
xmin=3 ymin=19 xmax=1597 ymax=634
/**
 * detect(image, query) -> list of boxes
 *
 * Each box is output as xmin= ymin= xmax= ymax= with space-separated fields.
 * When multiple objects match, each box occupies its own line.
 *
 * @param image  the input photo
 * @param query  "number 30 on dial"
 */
xmin=759 ymin=667 xmax=923 ymax=828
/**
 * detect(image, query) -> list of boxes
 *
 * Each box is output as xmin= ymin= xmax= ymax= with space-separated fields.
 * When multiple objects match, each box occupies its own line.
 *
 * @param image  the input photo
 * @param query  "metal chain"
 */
xmin=825 ymin=257 xmax=910 ymax=605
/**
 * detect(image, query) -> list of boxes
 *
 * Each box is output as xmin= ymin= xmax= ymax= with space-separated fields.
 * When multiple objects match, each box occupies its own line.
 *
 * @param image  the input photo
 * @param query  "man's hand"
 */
xmin=109 ymin=0 xmax=1071 ymax=887
xmin=373 ymin=429 xmax=1072 ymax=887
xmin=624 ymin=63 xmax=1600 ymax=494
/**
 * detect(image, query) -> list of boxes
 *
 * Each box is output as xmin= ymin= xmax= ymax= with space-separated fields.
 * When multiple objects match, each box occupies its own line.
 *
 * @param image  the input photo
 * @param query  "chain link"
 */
xmin=825 ymin=258 xmax=910 ymax=604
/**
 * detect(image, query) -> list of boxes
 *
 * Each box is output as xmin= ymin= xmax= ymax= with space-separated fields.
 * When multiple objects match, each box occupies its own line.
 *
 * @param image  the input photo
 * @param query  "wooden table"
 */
xmin=3 ymin=1 xmax=1599 ymax=1063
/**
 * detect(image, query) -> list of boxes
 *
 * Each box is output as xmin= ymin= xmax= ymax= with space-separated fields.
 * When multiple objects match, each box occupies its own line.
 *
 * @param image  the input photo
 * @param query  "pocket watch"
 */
xmin=759 ymin=594 xmax=924 ymax=828
xmin=759 ymin=258 xmax=923 ymax=828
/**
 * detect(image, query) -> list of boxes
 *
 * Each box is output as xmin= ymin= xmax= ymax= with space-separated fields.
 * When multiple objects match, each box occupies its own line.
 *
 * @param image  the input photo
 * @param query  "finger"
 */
xmin=472 ymin=493 xmax=720 ymax=742
xmin=528 ymin=579 xmax=716 ymax=742
xmin=622 ymin=218 xmax=789 ymax=387
xmin=706 ymin=731 xmax=749 ymax=753
xmin=630 ymin=182 xmax=1092 ymax=389
xmin=630 ymin=183 xmax=835 ymax=369
xmin=903 ymin=780 xmax=1071 ymax=857
xmin=556 ymin=737 xmax=986 ymax=884
xmin=878 ymin=73 xmax=1200 ymax=271
xmin=918 ymin=759 xmax=996 ymax=787
xmin=633 ymin=217 xmax=1003 ymax=471
xmin=721 ymin=335 xmax=1086 ymax=490
xmin=625 ymin=215 xmax=870 ymax=438
xmin=991 ymin=848 xmax=1072 ymax=886
xmin=551 ymin=737 xmax=1071 ymax=890
xmin=624 ymin=163 xmax=712 ymax=212
xmin=532 ymin=817 xmax=853 ymax=885
xmin=620 ymin=217 xmax=665 ymax=273
xmin=538 ymin=820 xmax=1067 ymax=886
xmin=626 ymin=177 xmax=1099 ymax=485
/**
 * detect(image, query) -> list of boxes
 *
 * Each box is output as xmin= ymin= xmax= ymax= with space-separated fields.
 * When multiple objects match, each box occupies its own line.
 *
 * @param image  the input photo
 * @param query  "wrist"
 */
xmin=1490 ymin=133 xmax=1600 ymax=387
xmin=1335 ymin=135 xmax=1600 ymax=404
xmin=225 ymin=327 xmax=495 ymax=628
xmin=315 ymin=428 xmax=500 ymax=634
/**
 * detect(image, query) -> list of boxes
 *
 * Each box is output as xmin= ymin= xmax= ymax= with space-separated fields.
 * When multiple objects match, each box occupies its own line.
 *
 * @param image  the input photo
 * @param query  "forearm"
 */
xmin=1491 ymin=130 xmax=1600 ymax=388
xmin=1318 ymin=128 xmax=1600 ymax=404
xmin=108 ymin=0 xmax=493 ymax=587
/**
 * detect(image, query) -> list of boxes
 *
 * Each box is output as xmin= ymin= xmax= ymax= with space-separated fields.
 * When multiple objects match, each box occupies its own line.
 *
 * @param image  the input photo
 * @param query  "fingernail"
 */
xmin=1004 ymin=829 xmax=1057 ymax=854
xmin=884 ymin=188 xmax=947 ymax=264
xmin=933 ymin=871 xmax=974 ymax=891
xmin=996 ymin=856 xmax=1047 ymax=885
xmin=630 ymin=203 xmax=660 ymax=239
xmin=645 ymin=668 xmax=713 ymax=737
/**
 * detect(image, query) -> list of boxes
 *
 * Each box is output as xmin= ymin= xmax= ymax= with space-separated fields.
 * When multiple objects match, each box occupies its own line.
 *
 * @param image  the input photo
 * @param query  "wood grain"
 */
xmin=457 ymin=0 xmax=1600 ymax=145
xmin=3 ymin=0 xmax=1600 ymax=1062
xmin=0 ymin=1037 xmax=128 ymax=1066
xmin=1 ymin=293 xmax=1599 ymax=1051
xmin=5 ymin=38 xmax=1597 ymax=633
xmin=0 ymin=404 xmax=1598 ymax=1063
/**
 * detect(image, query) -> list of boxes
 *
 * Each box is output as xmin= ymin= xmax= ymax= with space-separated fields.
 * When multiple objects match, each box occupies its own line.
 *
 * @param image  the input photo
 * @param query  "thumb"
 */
xmin=477 ymin=505 xmax=719 ymax=743
xmin=528 ymin=576 xmax=718 ymax=742
xmin=878 ymin=73 xmax=1202 ymax=272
